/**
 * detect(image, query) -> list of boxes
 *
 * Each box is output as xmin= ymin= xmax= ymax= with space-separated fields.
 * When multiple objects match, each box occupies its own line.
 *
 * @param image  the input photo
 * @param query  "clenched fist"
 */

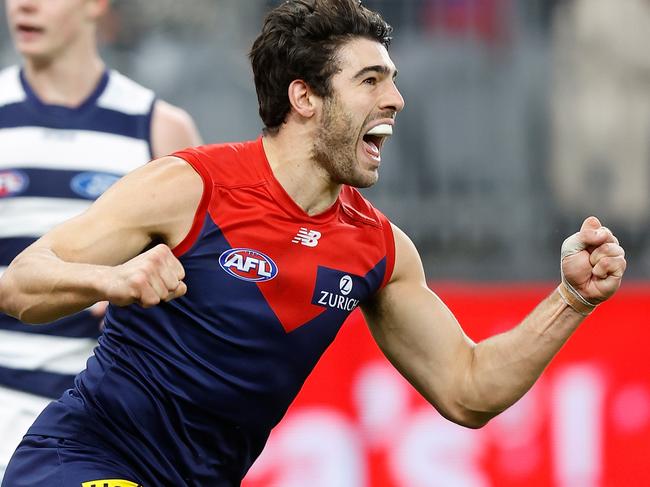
xmin=560 ymin=216 xmax=626 ymax=307
xmin=104 ymin=244 xmax=187 ymax=307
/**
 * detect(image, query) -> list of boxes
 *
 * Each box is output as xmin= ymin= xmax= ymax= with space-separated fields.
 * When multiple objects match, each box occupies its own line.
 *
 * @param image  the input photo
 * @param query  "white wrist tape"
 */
xmin=561 ymin=232 xmax=586 ymax=261
xmin=559 ymin=233 xmax=598 ymax=316
xmin=557 ymin=281 xmax=596 ymax=316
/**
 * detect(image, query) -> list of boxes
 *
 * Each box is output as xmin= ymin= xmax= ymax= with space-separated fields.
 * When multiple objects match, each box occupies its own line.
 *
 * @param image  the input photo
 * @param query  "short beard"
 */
xmin=312 ymin=95 xmax=376 ymax=188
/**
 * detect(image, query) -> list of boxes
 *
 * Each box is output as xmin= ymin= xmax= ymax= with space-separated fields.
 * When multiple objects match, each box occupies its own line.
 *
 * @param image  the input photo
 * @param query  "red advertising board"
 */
xmin=244 ymin=283 xmax=650 ymax=487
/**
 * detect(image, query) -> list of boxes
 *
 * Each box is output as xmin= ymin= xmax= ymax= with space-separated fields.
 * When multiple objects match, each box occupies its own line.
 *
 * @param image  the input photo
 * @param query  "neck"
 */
xmin=262 ymin=126 xmax=341 ymax=216
xmin=23 ymin=43 xmax=104 ymax=107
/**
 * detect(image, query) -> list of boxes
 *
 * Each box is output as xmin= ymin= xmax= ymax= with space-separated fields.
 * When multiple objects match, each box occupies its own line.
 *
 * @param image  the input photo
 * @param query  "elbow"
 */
xmin=430 ymin=395 xmax=500 ymax=429
xmin=417 ymin=382 xmax=498 ymax=429
xmin=449 ymin=410 xmax=494 ymax=429
xmin=0 ymin=271 xmax=41 ymax=324
xmin=440 ymin=404 xmax=495 ymax=430
xmin=16 ymin=308 xmax=50 ymax=325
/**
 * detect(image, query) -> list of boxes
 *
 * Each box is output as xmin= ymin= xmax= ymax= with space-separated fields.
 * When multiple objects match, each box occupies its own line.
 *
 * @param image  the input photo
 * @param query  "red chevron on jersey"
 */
xmin=173 ymin=138 xmax=395 ymax=333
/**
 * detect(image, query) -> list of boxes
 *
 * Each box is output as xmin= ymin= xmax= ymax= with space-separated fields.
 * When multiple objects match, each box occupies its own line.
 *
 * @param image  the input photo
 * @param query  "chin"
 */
xmin=18 ymin=47 xmax=49 ymax=61
xmin=346 ymin=169 xmax=378 ymax=189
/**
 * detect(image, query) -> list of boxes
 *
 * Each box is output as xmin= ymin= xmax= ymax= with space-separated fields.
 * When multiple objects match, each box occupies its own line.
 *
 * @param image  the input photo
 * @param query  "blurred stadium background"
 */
xmin=1 ymin=0 xmax=648 ymax=485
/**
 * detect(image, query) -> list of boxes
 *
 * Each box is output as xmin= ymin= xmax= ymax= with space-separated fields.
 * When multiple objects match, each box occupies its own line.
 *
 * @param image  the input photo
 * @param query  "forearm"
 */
xmin=375 ymin=218 xmax=624 ymax=429
xmin=0 ymin=247 xmax=109 ymax=324
xmin=461 ymin=288 xmax=584 ymax=417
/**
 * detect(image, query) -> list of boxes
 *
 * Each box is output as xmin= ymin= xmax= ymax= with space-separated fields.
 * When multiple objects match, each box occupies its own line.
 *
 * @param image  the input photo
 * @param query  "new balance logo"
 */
xmin=292 ymin=228 xmax=321 ymax=247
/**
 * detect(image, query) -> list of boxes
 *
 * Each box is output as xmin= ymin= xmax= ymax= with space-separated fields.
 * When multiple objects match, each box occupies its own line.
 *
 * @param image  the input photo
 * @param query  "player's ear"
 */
xmin=287 ymin=80 xmax=319 ymax=120
xmin=86 ymin=0 xmax=110 ymax=20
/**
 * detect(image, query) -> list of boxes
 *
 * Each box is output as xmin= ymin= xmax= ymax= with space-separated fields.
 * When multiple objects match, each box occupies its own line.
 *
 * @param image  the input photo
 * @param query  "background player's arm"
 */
xmin=151 ymin=100 xmax=203 ymax=157
xmin=0 ymin=157 xmax=203 ymax=324
xmin=361 ymin=219 xmax=625 ymax=428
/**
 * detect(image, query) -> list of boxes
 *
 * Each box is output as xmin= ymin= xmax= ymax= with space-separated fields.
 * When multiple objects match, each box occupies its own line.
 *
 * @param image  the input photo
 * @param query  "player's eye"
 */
xmin=363 ymin=77 xmax=377 ymax=86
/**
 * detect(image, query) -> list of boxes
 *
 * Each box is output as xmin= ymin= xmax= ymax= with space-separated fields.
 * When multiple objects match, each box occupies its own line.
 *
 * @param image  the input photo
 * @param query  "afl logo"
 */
xmin=0 ymin=170 xmax=29 ymax=198
xmin=219 ymin=248 xmax=278 ymax=282
xmin=71 ymin=172 xmax=120 ymax=199
xmin=339 ymin=275 xmax=353 ymax=296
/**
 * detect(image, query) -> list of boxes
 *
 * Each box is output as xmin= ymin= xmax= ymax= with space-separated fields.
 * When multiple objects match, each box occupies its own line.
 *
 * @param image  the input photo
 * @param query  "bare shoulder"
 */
xmin=153 ymin=100 xmax=195 ymax=129
xmin=122 ymin=155 xmax=204 ymax=216
xmin=114 ymin=155 xmax=201 ymax=194
xmin=363 ymin=223 xmax=427 ymax=318
xmin=138 ymin=154 xmax=200 ymax=181
xmin=388 ymin=222 xmax=427 ymax=286
xmin=151 ymin=100 xmax=203 ymax=158
xmin=28 ymin=156 xmax=204 ymax=266
xmin=92 ymin=156 xmax=204 ymax=248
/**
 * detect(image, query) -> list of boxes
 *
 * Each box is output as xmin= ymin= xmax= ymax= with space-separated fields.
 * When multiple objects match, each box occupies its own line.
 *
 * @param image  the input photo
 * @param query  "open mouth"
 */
xmin=16 ymin=24 xmax=44 ymax=35
xmin=362 ymin=124 xmax=393 ymax=160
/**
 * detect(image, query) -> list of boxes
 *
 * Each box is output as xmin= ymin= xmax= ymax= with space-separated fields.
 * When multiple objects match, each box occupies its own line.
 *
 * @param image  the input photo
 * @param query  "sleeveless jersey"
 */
xmin=29 ymin=138 xmax=396 ymax=485
xmin=0 ymin=66 xmax=155 ymax=398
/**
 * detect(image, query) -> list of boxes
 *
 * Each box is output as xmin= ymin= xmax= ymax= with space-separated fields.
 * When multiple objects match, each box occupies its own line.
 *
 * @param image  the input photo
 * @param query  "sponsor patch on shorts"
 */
xmin=81 ymin=480 xmax=141 ymax=487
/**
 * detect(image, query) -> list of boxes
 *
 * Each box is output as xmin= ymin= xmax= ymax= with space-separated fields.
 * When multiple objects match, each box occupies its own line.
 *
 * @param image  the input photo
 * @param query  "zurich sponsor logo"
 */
xmin=219 ymin=248 xmax=278 ymax=282
xmin=313 ymin=269 xmax=362 ymax=312
xmin=0 ymin=170 xmax=29 ymax=198
xmin=71 ymin=172 xmax=120 ymax=199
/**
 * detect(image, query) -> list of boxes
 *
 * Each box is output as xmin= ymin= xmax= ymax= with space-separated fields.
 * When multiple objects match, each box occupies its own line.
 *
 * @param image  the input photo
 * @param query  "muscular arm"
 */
xmin=151 ymin=100 xmax=203 ymax=158
xmin=72 ymin=100 xmax=202 ymax=323
xmin=0 ymin=157 xmax=203 ymax=323
xmin=362 ymin=219 xmax=625 ymax=428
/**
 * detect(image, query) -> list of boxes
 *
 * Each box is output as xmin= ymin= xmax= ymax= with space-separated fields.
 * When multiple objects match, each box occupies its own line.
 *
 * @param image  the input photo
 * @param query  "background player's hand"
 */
xmin=89 ymin=301 xmax=109 ymax=318
xmin=89 ymin=300 xmax=109 ymax=330
xmin=104 ymin=244 xmax=187 ymax=307
xmin=560 ymin=216 xmax=626 ymax=304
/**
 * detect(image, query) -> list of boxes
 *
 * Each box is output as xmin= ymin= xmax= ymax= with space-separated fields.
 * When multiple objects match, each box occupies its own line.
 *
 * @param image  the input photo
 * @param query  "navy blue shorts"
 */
xmin=2 ymin=435 xmax=144 ymax=487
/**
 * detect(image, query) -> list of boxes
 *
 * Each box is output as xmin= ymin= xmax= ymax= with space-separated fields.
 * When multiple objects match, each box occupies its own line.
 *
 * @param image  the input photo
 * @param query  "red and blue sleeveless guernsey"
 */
xmin=26 ymin=138 xmax=395 ymax=486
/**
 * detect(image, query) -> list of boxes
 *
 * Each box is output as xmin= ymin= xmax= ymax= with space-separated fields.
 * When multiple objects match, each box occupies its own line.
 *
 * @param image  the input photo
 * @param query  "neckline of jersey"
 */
xmin=254 ymin=136 xmax=342 ymax=223
xmin=19 ymin=67 xmax=110 ymax=118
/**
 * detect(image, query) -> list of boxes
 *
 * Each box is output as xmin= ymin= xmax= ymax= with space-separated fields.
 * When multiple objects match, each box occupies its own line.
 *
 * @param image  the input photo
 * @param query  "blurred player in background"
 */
xmin=0 ymin=0 xmax=625 ymax=485
xmin=0 ymin=0 xmax=201 ymax=478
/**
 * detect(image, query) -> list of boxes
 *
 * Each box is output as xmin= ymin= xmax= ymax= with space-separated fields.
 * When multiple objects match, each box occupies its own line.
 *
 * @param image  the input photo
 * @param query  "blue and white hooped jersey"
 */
xmin=0 ymin=65 xmax=156 ymax=398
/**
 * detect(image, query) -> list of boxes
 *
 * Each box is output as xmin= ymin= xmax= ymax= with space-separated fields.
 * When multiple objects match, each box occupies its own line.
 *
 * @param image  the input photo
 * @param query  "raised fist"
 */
xmin=104 ymin=244 xmax=187 ymax=308
xmin=560 ymin=216 xmax=626 ymax=306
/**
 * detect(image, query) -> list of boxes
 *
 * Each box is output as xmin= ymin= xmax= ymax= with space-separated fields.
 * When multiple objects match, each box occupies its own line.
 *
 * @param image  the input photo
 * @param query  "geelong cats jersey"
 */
xmin=0 ymin=66 xmax=155 ymax=398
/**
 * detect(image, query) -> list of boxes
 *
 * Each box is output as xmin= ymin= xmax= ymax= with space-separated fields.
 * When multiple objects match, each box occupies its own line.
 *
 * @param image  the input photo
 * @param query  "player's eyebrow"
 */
xmin=352 ymin=65 xmax=398 ymax=80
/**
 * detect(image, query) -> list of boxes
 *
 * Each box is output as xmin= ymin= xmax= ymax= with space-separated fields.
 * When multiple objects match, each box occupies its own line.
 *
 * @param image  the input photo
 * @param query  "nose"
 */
xmin=381 ymin=80 xmax=405 ymax=114
xmin=11 ymin=0 xmax=38 ymax=13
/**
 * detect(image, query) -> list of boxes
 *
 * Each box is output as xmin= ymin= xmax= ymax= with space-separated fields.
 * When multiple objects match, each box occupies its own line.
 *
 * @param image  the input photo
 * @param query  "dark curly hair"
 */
xmin=249 ymin=0 xmax=393 ymax=134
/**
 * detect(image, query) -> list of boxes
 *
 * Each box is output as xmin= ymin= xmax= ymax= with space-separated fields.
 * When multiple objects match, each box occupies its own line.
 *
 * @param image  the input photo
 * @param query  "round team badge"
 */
xmin=0 ymin=170 xmax=29 ymax=198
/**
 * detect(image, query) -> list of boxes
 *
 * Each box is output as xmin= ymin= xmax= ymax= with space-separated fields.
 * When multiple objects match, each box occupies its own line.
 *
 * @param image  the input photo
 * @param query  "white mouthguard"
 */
xmin=366 ymin=124 xmax=393 ymax=136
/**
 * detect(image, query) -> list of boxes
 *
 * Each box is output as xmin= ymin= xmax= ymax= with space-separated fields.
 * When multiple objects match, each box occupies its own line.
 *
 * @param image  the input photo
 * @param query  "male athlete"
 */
xmin=0 ymin=0 xmax=201 ymax=478
xmin=0 ymin=0 xmax=626 ymax=486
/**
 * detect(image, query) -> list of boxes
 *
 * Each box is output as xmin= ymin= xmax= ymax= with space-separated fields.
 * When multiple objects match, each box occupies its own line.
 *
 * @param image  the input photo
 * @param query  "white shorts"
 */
xmin=0 ymin=385 xmax=51 ymax=479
